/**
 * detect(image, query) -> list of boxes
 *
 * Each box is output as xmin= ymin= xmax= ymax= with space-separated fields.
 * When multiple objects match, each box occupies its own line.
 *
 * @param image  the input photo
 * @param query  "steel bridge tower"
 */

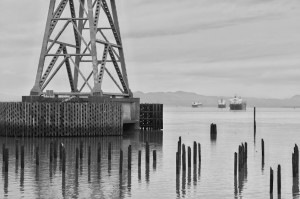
xmin=30 ymin=0 xmax=132 ymax=98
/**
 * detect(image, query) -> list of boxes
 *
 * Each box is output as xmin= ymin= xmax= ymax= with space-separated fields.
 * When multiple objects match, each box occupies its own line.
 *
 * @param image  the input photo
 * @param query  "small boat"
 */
xmin=218 ymin=98 xmax=226 ymax=108
xmin=229 ymin=96 xmax=246 ymax=110
xmin=192 ymin=101 xmax=202 ymax=108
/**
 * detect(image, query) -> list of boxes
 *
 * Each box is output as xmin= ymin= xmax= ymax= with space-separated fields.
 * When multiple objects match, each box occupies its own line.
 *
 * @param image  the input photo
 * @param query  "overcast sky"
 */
xmin=0 ymin=0 xmax=299 ymax=100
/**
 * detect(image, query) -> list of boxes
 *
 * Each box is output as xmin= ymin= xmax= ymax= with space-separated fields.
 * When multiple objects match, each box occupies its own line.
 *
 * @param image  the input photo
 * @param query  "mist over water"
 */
xmin=0 ymin=107 xmax=300 ymax=198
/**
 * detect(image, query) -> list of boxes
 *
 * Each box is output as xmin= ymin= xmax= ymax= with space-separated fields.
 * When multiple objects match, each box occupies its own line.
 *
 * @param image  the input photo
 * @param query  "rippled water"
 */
xmin=0 ymin=107 xmax=300 ymax=198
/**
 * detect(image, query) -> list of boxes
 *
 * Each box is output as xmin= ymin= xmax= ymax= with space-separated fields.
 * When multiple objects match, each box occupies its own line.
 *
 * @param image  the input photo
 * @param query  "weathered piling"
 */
xmin=182 ymin=144 xmax=186 ymax=171
xmin=62 ymin=145 xmax=66 ymax=173
xmin=210 ymin=123 xmax=217 ymax=140
xmin=60 ymin=143 xmax=63 ymax=160
xmin=293 ymin=144 xmax=299 ymax=177
xmin=146 ymin=142 xmax=150 ymax=164
xmin=128 ymin=145 xmax=132 ymax=170
xmin=254 ymin=107 xmax=256 ymax=134
xmin=50 ymin=141 xmax=53 ymax=163
xmin=238 ymin=145 xmax=242 ymax=171
xmin=108 ymin=142 xmax=112 ymax=161
xmin=270 ymin=167 xmax=273 ymax=194
xmin=79 ymin=141 xmax=83 ymax=161
xmin=238 ymin=142 xmax=247 ymax=171
xmin=277 ymin=164 xmax=281 ymax=195
xmin=21 ymin=145 xmax=24 ymax=169
xmin=188 ymin=147 xmax=191 ymax=168
xmin=4 ymin=148 xmax=8 ymax=173
xmin=75 ymin=148 xmax=79 ymax=170
xmin=153 ymin=150 xmax=157 ymax=167
xmin=97 ymin=142 xmax=101 ymax=164
xmin=261 ymin=139 xmax=265 ymax=165
xmin=35 ymin=146 xmax=39 ymax=166
xmin=245 ymin=142 xmax=248 ymax=164
xmin=88 ymin=146 xmax=91 ymax=166
xmin=176 ymin=152 xmax=180 ymax=175
xmin=119 ymin=150 xmax=123 ymax=173
xmin=193 ymin=141 xmax=197 ymax=165
xmin=178 ymin=137 xmax=181 ymax=166
xmin=198 ymin=143 xmax=201 ymax=164
xmin=53 ymin=141 xmax=58 ymax=160
xmin=234 ymin=152 xmax=237 ymax=176
xmin=15 ymin=140 xmax=19 ymax=160
xmin=2 ymin=143 xmax=5 ymax=162
xmin=138 ymin=150 xmax=141 ymax=168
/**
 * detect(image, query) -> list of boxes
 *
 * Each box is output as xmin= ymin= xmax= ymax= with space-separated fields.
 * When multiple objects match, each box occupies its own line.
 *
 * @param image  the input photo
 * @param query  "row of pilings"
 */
xmin=0 ymin=137 xmax=161 ymax=197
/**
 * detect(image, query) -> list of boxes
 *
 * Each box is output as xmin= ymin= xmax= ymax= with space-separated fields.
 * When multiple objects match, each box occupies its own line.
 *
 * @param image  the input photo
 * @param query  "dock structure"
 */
xmin=140 ymin=104 xmax=163 ymax=130
xmin=0 ymin=0 xmax=165 ymax=136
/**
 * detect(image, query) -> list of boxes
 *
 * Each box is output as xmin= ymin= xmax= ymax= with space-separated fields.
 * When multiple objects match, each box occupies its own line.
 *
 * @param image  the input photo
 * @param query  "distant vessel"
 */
xmin=229 ymin=96 xmax=246 ymax=110
xmin=192 ymin=101 xmax=202 ymax=108
xmin=218 ymin=99 xmax=226 ymax=108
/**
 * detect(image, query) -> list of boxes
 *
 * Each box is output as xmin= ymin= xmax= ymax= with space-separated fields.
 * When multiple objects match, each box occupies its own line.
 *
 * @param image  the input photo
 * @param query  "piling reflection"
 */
xmin=0 ymin=130 xmax=163 ymax=198
xmin=234 ymin=175 xmax=238 ymax=199
xmin=145 ymin=163 xmax=150 ymax=183
xmin=176 ymin=174 xmax=180 ymax=198
xmin=4 ymin=171 xmax=8 ymax=195
xmin=20 ymin=168 xmax=24 ymax=192
xmin=181 ymin=170 xmax=186 ymax=196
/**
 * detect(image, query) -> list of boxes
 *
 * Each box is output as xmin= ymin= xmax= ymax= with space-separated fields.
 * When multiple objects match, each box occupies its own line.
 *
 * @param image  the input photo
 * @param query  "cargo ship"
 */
xmin=218 ymin=99 xmax=226 ymax=108
xmin=229 ymin=96 xmax=246 ymax=110
xmin=192 ymin=101 xmax=202 ymax=108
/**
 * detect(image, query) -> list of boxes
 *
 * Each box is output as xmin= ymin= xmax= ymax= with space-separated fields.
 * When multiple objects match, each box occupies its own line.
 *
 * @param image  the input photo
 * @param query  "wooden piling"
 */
xmin=178 ymin=139 xmax=181 ymax=166
xmin=53 ymin=141 xmax=57 ymax=159
xmin=4 ymin=148 xmax=8 ymax=173
xmin=88 ymin=146 xmax=91 ymax=166
xmin=245 ymin=142 xmax=247 ymax=164
xmin=193 ymin=141 xmax=197 ymax=165
xmin=62 ymin=146 xmax=66 ymax=173
xmin=153 ymin=150 xmax=157 ymax=166
xmin=15 ymin=140 xmax=19 ymax=160
xmin=270 ymin=167 xmax=273 ymax=194
xmin=261 ymin=139 xmax=264 ymax=164
xmin=79 ymin=141 xmax=83 ymax=160
xmin=119 ymin=150 xmax=123 ymax=173
xmin=128 ymin=145 xmax=132 ymax=170
xmin=254 ymin=107 xmax=256 ymax=134
xmin=295 ymin=144 xmax=299 ymax=175
xmin=238 ymin=145 xmax=241 ymax=171
xmin=21 ymin=145 xmax=24 ymax=169
xmin=176 ymin=152 xmax=179 ymax=175
xmin=277 ymin=164 xmax=281 ymax=195
xmin=188 ymin=146 xmax=191 ymax=168
xmin=146 ymin=142 xmax=150 ymax=164
xmin=76 ymin=148 xmax=79 ymax=170
xmin=108 ymin=142 xmax=111 ymax=161
xmin=35 ymin=146 xmax=39 ymax=166
xmin=2 ymin=143 xmax=5 ymax=162
xmin=234 ymin=152 xmax=237 ymax=176
xmin=138 ymin=150 xmax=141 ymax=168
xmin=182 ymin=144 xmax=186 ymax=171
xmin=50 ymin=141 xmax=53 ymax=163
xmin=198 ymin=143 xmax=201 ymax=164
xmin=97 ymin=142 xmax=101 ymax=164
xmin=60 ymin=143 xmax=63 ymax=160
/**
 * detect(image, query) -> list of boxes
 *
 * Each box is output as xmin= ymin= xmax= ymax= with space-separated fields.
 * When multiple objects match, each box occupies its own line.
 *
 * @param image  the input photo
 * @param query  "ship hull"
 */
xmin=218 ymin=104 xmax=226 ymax=108
xmin=230 ymin=103 xmax=246 ymax=110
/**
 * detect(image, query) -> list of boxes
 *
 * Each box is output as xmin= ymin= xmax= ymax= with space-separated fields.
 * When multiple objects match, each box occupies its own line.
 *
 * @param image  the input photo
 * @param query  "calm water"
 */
xmin=0 ymin=107 xmax=300 ymax=198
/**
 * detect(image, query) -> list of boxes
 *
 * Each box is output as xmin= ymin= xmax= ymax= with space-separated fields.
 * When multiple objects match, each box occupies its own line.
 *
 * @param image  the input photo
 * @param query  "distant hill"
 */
xmin=134 ymin=91 xmax=300 ymax=108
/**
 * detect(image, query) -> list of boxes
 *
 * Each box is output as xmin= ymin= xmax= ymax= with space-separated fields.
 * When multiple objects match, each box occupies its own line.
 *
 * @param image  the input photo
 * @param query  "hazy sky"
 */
xmin=0 ymin=0 xmax=299 ymax=99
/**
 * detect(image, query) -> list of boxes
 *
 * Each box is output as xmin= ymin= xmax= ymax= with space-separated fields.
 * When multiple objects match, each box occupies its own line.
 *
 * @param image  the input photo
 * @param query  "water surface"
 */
xmin=0 ymin=107 xmax=300 ymax=198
